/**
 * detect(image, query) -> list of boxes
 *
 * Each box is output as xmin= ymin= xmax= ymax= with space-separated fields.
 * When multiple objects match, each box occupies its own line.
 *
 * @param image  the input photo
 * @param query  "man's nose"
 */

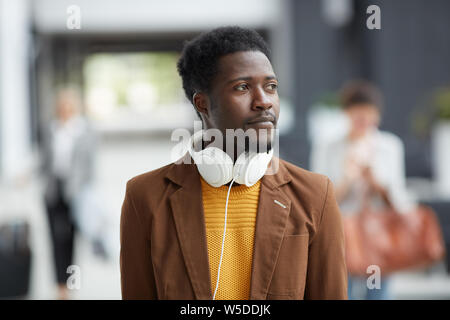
xmin=251 ymin=87 xmax=272 ymax=111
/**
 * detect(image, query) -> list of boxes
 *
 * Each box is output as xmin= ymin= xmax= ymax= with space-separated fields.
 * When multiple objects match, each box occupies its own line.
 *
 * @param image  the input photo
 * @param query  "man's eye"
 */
xmin=235 ymin=84 xmax=248 ymax=91
xmin=267 ymin=83 xmax=278 ymax=90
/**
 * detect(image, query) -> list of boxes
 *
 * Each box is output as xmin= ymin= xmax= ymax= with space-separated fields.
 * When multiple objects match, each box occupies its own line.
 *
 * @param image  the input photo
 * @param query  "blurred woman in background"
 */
xmin=41 ymin=88 xmax=97 ymax=299
xmin=312 ymin=80 xmax=414 ymax=300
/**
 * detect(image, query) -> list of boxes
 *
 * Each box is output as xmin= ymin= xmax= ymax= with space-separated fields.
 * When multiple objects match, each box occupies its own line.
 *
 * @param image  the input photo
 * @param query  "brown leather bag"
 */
xmin=344 ymin=202 xmax=446 ymax=276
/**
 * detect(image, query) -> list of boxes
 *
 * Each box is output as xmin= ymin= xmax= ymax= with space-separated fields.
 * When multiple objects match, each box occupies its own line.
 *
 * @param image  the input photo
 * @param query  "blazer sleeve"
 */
xmin=120 ymin=184 xmax=158 ymax=299
xmin=304 ymin=178 xmax=348 ymax=299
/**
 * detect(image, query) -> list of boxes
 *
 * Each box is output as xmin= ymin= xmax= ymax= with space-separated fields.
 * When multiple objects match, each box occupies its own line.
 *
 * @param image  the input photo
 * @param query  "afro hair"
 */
xmin=177 ymin=26 xmax=271 ymax=118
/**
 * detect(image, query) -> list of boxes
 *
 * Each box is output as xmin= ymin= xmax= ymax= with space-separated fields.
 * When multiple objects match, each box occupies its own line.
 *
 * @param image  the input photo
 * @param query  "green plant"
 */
xmin=311 ymin=91 xmax=340 ymax=109
xmin=434 ymin=87 xmax=450 ymax=120
xmin=411 ymin=86 xmax=450 ymax=138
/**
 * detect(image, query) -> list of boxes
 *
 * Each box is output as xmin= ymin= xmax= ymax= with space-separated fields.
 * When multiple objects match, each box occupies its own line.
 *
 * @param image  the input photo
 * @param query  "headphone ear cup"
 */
xmin=195 ymin=147 xmax=234 ymax=187
xmin=233 ymin=152 xmax=257 ymax=186
xmin=233 ymin=151 xmax=274 ymax=187
xmin=189 ymin=130 xmax=233 ymax=187
xmin=233 ymin=152 xmax=248 ymax=185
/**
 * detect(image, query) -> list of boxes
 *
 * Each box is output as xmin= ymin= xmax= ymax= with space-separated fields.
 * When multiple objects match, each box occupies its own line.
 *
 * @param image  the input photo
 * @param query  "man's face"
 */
xmin=202 ymin=50 xmax=280 ymax=152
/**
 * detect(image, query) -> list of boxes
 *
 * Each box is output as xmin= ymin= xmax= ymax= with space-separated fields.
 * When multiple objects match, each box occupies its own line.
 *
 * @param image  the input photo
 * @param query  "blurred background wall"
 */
xmin=288 ymin=0 xmax=450 ymax=179
xmin=0 ymin=0 xmax=450 ymax=299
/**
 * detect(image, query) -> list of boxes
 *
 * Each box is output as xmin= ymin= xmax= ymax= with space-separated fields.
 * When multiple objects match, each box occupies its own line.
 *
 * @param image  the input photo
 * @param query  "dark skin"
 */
xmin=193 ymin=51 xmax=280 ymax=168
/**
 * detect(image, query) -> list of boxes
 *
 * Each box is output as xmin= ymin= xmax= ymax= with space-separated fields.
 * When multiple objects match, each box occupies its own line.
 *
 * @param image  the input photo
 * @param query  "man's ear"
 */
xmin=193 ymin=92 xmax=210 ymax=118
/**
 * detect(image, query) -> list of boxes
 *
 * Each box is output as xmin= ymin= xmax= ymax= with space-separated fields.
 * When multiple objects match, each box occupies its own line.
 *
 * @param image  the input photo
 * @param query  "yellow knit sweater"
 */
xmin=200 ymin=176 xmax=261 ymax=300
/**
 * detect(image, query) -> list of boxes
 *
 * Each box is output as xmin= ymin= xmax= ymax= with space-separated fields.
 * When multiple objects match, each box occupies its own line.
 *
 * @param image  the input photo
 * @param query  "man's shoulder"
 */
xmin=278 ymin=157 xmax=330 ymax=190
xmin=125 ymin=162 xmax=176 ymax=194
xmin=125 ymin=157 xmax=331 ymax=198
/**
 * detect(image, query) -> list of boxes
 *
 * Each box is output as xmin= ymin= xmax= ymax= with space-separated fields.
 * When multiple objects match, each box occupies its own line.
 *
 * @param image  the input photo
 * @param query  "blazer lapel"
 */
xmin=167 ymin=155 xmax=213 ymax=300
xmin=249 ymin=158 xmax=292 ymax=299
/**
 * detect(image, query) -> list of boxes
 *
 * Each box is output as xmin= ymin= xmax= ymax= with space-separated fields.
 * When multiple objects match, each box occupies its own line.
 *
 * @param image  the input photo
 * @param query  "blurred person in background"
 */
xmin=41 ymin=87 xmax=98 ymax=299
xmin=311 ymin=80 xmax=414 ymax=300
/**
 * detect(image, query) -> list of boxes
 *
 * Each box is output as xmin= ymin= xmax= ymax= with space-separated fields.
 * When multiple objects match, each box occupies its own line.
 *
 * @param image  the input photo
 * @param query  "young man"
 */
xmin=120 ymin=26 xmax=347 ymax=300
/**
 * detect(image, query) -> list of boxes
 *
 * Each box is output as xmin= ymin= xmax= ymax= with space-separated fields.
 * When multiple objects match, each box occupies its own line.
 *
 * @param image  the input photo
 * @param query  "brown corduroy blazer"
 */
xmin=120 ymin=153 xmax=348 ymax=300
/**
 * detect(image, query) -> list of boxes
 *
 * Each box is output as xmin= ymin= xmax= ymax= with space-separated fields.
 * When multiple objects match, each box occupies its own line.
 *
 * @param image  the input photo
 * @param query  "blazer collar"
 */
xmin=166 ymin=152 xmax=292 ymax=299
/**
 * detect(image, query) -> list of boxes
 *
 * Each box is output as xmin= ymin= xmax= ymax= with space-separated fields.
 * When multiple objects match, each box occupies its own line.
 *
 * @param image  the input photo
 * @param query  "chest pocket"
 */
xmin=267 ymin=234 xmax=309 ymax=298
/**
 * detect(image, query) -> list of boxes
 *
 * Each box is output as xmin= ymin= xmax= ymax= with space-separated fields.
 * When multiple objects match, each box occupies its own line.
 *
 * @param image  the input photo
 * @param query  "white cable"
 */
xmin=212 ymin=175 xmax=237 ymax=300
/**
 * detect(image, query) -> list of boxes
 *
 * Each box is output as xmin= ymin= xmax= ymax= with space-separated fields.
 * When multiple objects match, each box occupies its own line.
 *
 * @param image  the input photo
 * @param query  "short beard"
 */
xmin=245 ymin=131 xmax=273 ymax=154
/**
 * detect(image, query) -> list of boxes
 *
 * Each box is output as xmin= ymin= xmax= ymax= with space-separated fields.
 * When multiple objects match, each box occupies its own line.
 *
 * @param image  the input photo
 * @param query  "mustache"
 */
xmin=246 ymin=112 xmax=277 ymax=124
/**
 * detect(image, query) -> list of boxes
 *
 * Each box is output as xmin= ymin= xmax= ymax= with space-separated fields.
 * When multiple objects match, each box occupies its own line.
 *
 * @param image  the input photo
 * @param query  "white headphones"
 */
xmin=188 ymin=129 xmax=273 ymax=299
xmin=188 ymin=130 xmax=274 ymax=187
